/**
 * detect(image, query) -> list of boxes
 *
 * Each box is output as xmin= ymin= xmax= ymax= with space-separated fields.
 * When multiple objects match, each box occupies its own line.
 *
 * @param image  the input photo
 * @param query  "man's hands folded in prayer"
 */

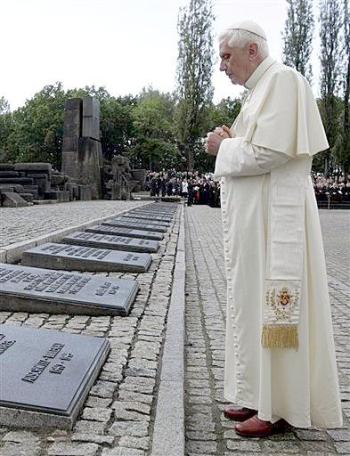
xmin=205 ymin=125 xmax=234 ymax=156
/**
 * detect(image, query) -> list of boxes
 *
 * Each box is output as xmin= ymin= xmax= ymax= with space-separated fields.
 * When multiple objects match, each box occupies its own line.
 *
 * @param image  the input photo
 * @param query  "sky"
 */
xmin=0 ymin=0 xmax=320 ymax=111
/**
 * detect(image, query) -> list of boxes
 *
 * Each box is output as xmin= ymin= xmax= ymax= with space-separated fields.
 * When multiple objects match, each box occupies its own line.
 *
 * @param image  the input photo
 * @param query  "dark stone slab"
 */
xmin=119 ymin=216 xmax=170 ymax=227
xmin=103 ymin=219 xmax=168 ymax=233
xmin=82 ymin=97 xmax=100 ymax=140
xmin=77 ymin=138 xmax=103 ymax=198
xmin=0 ymin=323 xmax=110 ymax=429
xmin=0 ymin=171 xmax=20 ymax=178
xmin=133 ymin=208 xmax=176 ymax=216
xmin=1 ymin=192 xmax=29 ymax=207
xmin=62 ymin=98 xmax=81 ymax=144
xmin=26 ymin=173 xmax=50 ymax=178
xmin=0 ymin=183 xmax=25 ymax=191
xmin=0 ymin=164 xmax=15 ymax=171
xmin=79 ymin=184 xmax=92 ymax=201
xmin=45 ymin=190 xmax=70 ymax=202
xmin=86 ymin=224 xmax=164 ymax=241
xmin=135 ymin=204 xmax=176 ymax=210
xmin=0 ymin=177 xmax=34 ymax=184
xmin=63 ymin=231 xmax=159 ymax=253
xmin=14 ymin=163 xmax=52 ymax=173
xmin=19 ymin=192 xmax=34 ymax=203
xmin=23 ymin=184 xmax=39 ymax=198
xmin=124 ymin=213 xmax=172 ymax=222
xmin=29 ymin=175 xmax=49 ymax=194
xmin=0 ymin=263 xmax=138 ymax=316
xmin=22 ymin=243 xmax=152 ymax=273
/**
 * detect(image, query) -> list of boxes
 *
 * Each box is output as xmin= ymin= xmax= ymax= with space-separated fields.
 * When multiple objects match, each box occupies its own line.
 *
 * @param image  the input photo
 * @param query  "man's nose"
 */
xmin=219 ymin=60 xmax=226 ymax=72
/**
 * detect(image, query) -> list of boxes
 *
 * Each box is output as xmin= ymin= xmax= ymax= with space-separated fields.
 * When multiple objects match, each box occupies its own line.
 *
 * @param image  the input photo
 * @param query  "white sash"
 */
xmin=262 ymin=159 xmax=310 ymax=349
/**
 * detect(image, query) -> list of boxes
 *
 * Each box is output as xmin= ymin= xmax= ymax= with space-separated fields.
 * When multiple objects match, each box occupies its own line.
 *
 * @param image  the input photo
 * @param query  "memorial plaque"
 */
xmin=118 ymin=216 xmax=170 ymax=227
xmin=63 ymin=231 xmax=159 ymax=253
xmin=22 ymin=243 xmax=152 ymax=273
xmin=133 ymin=208 xmax=176 ymax=216
xmin=124 ymin=213 xmax=173 ymax=222
xmin=136 ymin=204 xmax=175 ymax=211
xmin=0 ymin=324 xmax=110 ymax=429
xmin=86 ymin=224 xmax=164 ymax=241
xmin=0 ymin=263 xmax=138 ymax=316
xmin=103 ymin=219 xmax=168 ymax=233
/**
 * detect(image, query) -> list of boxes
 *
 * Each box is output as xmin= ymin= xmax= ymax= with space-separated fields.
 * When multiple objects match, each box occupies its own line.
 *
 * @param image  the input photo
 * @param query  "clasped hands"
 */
xmin=205 ymin=125 xmax=235 ymax=156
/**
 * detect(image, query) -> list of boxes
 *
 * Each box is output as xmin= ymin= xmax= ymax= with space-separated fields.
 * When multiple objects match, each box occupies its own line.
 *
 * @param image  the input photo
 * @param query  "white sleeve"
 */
xmin=213 ymin=137 xmax=290 ymax=178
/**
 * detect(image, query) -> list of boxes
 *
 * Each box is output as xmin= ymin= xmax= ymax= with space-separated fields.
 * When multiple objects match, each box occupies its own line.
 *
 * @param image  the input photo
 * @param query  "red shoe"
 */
xmin=224 ymin=405 xmax=257 ymax=422
xmin=235 ymin=415 xmax=287 ymax=438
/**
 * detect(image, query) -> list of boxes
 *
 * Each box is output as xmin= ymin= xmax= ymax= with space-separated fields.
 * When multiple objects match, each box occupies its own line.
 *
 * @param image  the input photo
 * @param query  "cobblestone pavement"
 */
xmin=0 ymin=204 xmax=180 ymax=456
xmin=185 ymin=206 xmax=350 ymax=456
xmin=0 ymin=200 xmax=147 ymax=248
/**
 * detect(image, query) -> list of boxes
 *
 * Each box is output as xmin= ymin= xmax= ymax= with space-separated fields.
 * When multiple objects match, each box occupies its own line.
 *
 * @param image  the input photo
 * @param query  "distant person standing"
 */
xmin=187 ymin=180 xmax=194 ymax=206
xmin=181 ymin=179 xmax=188 ymax=198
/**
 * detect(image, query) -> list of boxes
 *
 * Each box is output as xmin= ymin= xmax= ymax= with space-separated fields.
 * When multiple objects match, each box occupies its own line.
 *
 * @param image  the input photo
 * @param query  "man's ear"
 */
xmin=248 ymin=43 xmax=258 ymax=60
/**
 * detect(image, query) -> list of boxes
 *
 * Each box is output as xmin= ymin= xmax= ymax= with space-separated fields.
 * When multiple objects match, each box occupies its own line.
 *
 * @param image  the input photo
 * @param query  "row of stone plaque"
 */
xmin=1 ymin=203 xmax=176 ymax=317
xmin=0 ymin=203 xmax=177 ymax=429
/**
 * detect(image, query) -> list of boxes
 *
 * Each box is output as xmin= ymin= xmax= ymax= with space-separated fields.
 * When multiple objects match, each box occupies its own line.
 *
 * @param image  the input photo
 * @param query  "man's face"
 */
xmin=219 ymin=39 xmax=251 ymax=86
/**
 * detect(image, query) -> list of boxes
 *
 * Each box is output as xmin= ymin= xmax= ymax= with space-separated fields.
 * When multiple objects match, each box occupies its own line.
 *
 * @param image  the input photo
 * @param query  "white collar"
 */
xmin=244 ymin=56 xmax=275 ymax=90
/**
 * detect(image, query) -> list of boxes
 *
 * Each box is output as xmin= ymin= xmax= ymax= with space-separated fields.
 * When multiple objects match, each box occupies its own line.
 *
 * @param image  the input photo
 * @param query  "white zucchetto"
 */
xmin=228 ymin=20 xmax=267 ymax=40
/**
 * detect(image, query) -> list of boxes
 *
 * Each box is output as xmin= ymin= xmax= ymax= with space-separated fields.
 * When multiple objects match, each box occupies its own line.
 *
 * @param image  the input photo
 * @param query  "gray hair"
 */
xmin=219 ymin=29 xmax=269 ymax=58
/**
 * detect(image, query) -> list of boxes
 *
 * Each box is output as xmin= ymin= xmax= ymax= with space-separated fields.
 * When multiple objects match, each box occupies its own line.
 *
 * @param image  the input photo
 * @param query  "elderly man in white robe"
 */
xmin=206 ymin=20 xmax=343 ymax=438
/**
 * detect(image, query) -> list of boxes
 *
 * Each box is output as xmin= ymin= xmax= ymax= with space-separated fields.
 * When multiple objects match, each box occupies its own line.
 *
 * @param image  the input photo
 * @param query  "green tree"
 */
xmin=129 ymin=88 xmax=179 ymax=170
xmin=282 ymin=0 xmax=315 ymax=82
xmin=100 ymin=96 xmax=135 ymax=160
xmin=6 ymin=83 xmax=66 ymax=168
xmin=318 ymin=0 xmax=343 ymax=173
xmin=0 ymin=97 xmax=10 ymax=114
xmin=0 ymin=97 xmax=12 ymax=161
xmin=207 ymin=97 xmax=241 ymax=130
xmin=333 ymin=0 xmax=350 ymax=179
xmin=192 ymin=97 xmax=242 ymax=172
xmin=176 ymin=0 xmax=214 ymax=171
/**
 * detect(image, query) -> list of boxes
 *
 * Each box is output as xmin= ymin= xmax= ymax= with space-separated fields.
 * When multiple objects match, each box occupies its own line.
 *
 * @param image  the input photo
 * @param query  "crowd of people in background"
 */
xmin=145 ymin=169 xmax=350 ymax=208
xmin=312 ymin=172 xmax=350 ymax=206
xmin=145 ymin=169 xmax=220 ymax=207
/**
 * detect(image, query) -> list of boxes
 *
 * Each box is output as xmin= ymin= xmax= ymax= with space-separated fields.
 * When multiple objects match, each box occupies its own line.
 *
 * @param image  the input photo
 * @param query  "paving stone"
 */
xmin=81 ymin=407 xmax=112 ymax=422
xmin=101 ymin=448 xmax=145 ymax=456
xmin=84 ymin=396 xmax=112 ymax=408
xmin=300 ymin=441 xmax=336 ymax=452
xmin=294 ymin=429 xmax=328 ymax=440
xmin=227 ymin=440 xmax=261 ymax=451
xmin=186 ymin=440 xmax=218 ymax=453
xmin=108 ymin=421 xmax=149 ymax=437
xmin=0 ymin=201 xmax=146 ymax=249
xmin=184 ymin=207 xmax=349 ymax=456
xmin=118 ymin=436 xmax=149 ymax=450
xmin=327 ymin=429 xmax=350 ymax=441
xmin=73 ymin=420 xmax=106 ymax=434
xmin=118 ymin=391 xmax=153 ymax=405
xmin=112 ymin=401 xmax=151 ymax=415
xmin=71 ymin=434 xmax=114 ymax=445
xmin=2 ymin=431 xmax=39 ymax=443
xmin=0 ymin=442 xmax=41 ymax=456
xmin=186 ymin=431 xmax=218 ymax=441
xmin=47 ymin=442 xmax=99 ymax=456
xmin=90 ymin=381 xmax=116 ymax=398
xmin=334 ymin=441 xmax=350 ymax=453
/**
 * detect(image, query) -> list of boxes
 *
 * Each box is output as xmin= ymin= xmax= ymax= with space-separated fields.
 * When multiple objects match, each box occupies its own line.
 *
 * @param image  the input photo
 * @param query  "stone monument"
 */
xmin=61 ymin=97 xmax=103 ymax=200
xmin=104 ymin=156 xmax=139 ymax=200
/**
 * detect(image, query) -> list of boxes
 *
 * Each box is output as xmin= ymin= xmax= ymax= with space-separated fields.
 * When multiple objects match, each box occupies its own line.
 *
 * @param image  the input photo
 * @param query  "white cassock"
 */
xmin=214 ymin=56 xmax=343 ymax=428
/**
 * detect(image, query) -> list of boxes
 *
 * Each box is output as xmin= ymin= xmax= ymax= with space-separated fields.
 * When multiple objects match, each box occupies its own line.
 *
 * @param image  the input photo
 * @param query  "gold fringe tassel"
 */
xmin=261 ymin=325 xmax=299 ymax=350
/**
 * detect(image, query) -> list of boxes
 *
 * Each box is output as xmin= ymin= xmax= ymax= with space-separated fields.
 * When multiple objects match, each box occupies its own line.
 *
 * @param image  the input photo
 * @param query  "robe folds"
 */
xmin=214 ymin=56 xmax=343 ymax=428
